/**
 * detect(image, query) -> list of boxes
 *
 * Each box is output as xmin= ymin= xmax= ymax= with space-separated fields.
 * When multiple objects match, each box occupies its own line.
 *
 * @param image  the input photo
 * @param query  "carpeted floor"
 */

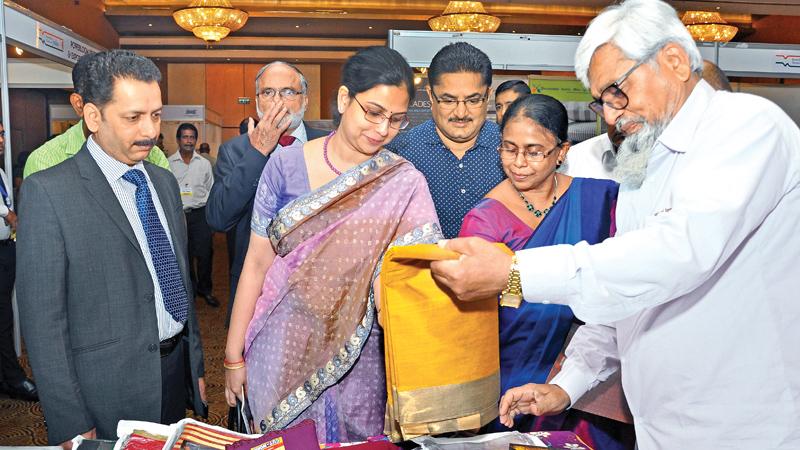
xmin=0 ymin=234 xmax=233 ymax=445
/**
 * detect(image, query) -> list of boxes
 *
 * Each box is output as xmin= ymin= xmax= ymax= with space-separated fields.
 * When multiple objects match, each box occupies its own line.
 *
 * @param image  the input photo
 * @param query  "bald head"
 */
xmin=702 ymin=61 xmax=732 ymax=91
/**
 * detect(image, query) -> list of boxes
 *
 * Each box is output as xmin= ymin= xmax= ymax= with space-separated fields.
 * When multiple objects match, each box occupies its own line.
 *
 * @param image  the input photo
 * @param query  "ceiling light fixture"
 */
xmin=173 ymin=0 xmax=248 ymax=44
xmin=428 ymin=1 xmax=501 ymax=33
xmin=682 ymin=11 xmax=738 ymax=43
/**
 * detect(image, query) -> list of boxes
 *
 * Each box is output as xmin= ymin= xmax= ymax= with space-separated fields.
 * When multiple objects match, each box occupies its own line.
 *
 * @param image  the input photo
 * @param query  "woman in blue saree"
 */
xmin=459 ymin=94 xmax=632 ymax=449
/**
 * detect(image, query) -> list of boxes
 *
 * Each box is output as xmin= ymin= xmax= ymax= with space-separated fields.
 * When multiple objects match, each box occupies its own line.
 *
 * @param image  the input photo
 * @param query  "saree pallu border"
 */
xmin=388 ymin=372 xmax=500 ymax=439
xmin=381 ymin=244 xmax=508 ymax=442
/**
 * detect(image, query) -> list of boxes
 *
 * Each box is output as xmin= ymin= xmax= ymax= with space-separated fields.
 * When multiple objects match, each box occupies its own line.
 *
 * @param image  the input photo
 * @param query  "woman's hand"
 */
xmin=224 ymin=365 xmax=247 ymax=407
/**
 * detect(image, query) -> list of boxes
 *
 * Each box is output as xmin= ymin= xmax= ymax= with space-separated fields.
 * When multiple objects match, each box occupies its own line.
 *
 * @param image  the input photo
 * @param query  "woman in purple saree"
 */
xmin=224 ymin=47 xmax=441 ymax=444
xmin=460 ymin=95 xmax=633 ymax=449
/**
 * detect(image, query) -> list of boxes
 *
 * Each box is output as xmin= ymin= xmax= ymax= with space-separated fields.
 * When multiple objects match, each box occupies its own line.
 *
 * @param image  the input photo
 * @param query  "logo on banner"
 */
xmin=775 ymin=54 xmax=800 ymax=69
xmin=38 ymin=28 xmax=64 ymax=53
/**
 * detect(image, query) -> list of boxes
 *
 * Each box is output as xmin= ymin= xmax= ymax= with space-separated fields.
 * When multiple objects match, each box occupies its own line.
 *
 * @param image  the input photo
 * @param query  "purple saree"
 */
xmin=244 ymin=144 xmax=442 ymax=444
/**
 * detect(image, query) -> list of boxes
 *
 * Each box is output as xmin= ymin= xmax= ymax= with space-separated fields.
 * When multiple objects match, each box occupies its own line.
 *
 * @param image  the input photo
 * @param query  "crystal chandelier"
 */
xmin=173 ymin=0 xmax=249 ymax=44
xmin=428 ymin=1 xmax=501 ymax=33
xmin=682 ymin=11 xmax=738 ymax=43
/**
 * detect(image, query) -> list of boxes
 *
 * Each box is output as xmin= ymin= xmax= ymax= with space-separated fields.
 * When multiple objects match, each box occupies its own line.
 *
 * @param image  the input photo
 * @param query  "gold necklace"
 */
xmin=513 ymin=175 xmax=558 ymax=218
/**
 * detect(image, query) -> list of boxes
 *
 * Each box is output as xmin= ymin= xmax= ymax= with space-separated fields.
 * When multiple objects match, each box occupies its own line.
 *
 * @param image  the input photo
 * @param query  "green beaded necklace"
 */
xmin=513 ymin=175 xmax=558 ymax=218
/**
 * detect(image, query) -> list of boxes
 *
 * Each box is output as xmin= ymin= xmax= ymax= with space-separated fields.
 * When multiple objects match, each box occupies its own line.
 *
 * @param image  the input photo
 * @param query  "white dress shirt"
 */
xmin=168 ymin=150 xmax=214 ymax=211
xmin=87 ymin=137 xmax=184 ymax=341
xmin=519 ymin=81 xmax=800 ymax=448
xmin=563 ymin=134 xmax=617 ymax=180
xmin=290 ymin=122 xmax=308 ymax=143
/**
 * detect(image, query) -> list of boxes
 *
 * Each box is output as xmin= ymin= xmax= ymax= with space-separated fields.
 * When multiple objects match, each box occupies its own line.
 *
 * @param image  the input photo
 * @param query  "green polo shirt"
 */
xmin=23 ymin=120 xmax=170 ymax=178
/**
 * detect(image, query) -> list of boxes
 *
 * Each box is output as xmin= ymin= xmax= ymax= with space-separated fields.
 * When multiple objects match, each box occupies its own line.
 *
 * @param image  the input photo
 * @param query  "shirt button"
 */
xmin=460 ymin=188 xmax=466 ymax=194
xmin=458 ymin=163 xmax=464 ymax=169
xmin=148 ymin=343 xmax=158 ymax=353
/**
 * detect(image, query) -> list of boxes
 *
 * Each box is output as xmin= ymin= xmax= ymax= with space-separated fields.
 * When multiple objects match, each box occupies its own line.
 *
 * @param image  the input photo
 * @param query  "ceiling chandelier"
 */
xmin=682 ymin=11 xmax=738 ymax=43
xmin=173 ymin=0 xmax=249 ymax=44
xmin=428 ymin=1 xmax=501 ymax=33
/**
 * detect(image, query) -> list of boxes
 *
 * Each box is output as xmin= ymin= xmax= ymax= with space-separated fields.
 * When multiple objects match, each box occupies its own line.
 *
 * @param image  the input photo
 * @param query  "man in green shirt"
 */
xmin=23 ymin=52 xmax=169 ymax=179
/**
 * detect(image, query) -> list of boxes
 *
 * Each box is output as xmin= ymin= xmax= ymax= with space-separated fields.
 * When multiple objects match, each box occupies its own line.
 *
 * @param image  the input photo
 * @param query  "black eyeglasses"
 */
xmin=430 ymin=90 xmax=489 ymax=111
xmin=352 ymin=96 xmax=410 ymax=130
xmin=587 ymin=58 xmax=648 ymax=116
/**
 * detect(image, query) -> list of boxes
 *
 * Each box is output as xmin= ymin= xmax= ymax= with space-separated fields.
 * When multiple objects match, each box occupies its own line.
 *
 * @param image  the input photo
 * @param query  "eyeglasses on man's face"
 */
xmin=497 ymin=142 xmax=561 ymax=163
xmin=257 ymin=87 xmax=305 ymax=100
xmin=352 ymin=96 xmax=410 ymax=130
xmin=430 ymin=90 xmax=489 ymax=111
xmin=587 ymin=58 xmax=648 ymax=116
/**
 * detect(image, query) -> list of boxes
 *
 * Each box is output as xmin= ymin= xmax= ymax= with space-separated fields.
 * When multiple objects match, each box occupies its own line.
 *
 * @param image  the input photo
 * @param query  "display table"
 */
xmin=69 ymin=419 xmax=592 ymax=450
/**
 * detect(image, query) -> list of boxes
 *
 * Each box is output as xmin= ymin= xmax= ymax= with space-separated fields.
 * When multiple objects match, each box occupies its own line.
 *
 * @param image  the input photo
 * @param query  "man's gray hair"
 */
xmin=574 ymin=0 xmax=703 ymax=89
xmin=254 ymin=61 xmax=308 ymax=94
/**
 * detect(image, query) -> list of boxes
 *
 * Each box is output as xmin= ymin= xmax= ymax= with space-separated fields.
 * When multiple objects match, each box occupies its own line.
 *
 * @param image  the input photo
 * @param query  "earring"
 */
xmin=556 ymin=159 xmax=563 ymax=169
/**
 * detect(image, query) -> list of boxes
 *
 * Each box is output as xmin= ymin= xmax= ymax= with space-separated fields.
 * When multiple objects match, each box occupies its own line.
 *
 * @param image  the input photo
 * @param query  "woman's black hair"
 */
xmin=333 ymin=46 xmax=414 ymax=125
xmin=500 ymin=94 xmax=569 ymax=144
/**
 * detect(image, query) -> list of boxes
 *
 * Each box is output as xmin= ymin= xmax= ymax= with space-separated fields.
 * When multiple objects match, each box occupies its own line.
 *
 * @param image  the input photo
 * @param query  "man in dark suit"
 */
xmin=206 ymin=61 xmax=326 ymax=324
xmin=17 ymin=50 xmax=205 ymax=447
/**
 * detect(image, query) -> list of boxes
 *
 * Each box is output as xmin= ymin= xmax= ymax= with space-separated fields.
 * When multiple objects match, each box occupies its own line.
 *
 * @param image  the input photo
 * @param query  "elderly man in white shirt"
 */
xmin=429 ymin=0 xmax=800 ymax=448
xmin=563 ymin=126 xmax=623 ymax=180
xmin=566 ymin=59 xmax=731 ymax=183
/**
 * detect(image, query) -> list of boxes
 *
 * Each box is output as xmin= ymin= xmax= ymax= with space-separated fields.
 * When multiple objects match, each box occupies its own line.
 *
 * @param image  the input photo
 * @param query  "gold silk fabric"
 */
xmin=380 ymin=243 xmax=510 ymax=441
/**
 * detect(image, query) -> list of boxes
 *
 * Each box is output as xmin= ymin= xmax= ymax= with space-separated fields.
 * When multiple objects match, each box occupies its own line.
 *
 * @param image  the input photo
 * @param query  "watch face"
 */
xmin=500 ymin=292 xmax=522 ymax=308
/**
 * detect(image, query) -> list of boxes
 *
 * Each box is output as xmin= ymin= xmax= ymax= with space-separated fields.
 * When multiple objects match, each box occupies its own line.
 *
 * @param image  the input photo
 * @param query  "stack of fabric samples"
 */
xmin=380 ymin=243 xmax=505 ymax=441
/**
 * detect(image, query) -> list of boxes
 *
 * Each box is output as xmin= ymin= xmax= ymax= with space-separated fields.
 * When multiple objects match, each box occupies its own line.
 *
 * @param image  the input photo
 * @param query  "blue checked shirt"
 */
xmin=387 ymin=119 xmax=504 ymax=238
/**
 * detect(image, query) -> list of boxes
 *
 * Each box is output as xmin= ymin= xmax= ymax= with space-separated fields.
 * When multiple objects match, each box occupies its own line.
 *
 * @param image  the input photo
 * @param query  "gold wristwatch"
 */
xmin=500 ymin=254 xmax=523 ymax=308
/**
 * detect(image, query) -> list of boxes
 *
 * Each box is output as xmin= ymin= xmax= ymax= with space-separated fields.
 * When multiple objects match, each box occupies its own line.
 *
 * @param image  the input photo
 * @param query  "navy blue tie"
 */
xmin=122 ymin=169 xmax=188 ymax=323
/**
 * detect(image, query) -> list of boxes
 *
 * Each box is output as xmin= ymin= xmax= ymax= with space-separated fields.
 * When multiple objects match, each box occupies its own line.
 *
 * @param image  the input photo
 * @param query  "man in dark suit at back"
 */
xmin=206 ymin=61 xmax=326 ymax=324
xmin=17 ymin=50 xmax=205 ymax=447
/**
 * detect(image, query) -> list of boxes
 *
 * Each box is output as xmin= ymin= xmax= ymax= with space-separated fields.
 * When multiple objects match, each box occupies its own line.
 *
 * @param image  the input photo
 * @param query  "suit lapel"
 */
xmin=75 ymin=146 xmax=143 ymax=257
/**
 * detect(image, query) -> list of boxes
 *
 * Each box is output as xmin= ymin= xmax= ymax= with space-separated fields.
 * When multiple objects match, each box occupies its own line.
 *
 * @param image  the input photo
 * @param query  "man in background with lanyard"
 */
xmin=168 ymin=123 xmax=218 ymax=308
xmin=0 ymin=122 xmax=38 ymax=402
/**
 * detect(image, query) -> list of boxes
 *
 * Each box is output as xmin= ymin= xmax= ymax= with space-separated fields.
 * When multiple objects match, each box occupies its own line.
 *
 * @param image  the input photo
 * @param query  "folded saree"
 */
xmin=380 ymin=243 xmax=508 ymax=441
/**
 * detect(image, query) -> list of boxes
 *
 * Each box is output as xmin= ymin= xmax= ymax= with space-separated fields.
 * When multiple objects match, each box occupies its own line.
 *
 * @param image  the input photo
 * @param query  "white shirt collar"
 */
xmin=86 ymin=135 xmax=147 ymax=184
xmin=657 ymin=79 xmax=715 ymax=154
xmin=290 ymin=122 xmax=308 ymax=143
xmin=168 ymin=150 xmax=203 ymax=164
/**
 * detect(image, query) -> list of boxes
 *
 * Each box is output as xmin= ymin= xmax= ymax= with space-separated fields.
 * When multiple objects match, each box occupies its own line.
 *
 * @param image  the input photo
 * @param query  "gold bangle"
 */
xmin=224 ymin=362 xmax=246 ymax=370
xmin=500 ymin=254 xmax=523 ymax=308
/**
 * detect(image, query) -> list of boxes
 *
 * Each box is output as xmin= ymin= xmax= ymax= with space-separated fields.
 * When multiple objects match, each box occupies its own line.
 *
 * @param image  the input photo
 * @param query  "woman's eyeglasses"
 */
xmin=497 ymin=143 xmax=560 ymax=163
xmin=352 ymin=96 xmax=410 ymax=130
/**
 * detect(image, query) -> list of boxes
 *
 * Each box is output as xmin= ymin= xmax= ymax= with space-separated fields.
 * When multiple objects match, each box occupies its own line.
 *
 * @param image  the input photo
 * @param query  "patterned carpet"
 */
xmin=0 ymin=234 xmax=233 ymax=445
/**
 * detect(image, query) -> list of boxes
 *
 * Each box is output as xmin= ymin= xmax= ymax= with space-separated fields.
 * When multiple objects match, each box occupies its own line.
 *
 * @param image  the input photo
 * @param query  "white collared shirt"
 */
xmin=520 ymin=80 xmax=800 ymax=448
xmin=87 ymin=136 xmax=184 ymax=341
xmin=563 ymin=134 xmax=617 ymax=180
xmin=290 ymin=122 xmax=308 ymax=143
xmin=168 ymin=150 xmax=213 ymax=211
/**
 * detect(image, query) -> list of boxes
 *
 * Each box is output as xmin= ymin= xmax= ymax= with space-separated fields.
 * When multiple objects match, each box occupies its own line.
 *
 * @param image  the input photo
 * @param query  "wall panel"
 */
xmin=168 ymin=64 xmax=206 ymax=105
xmin=206 ymin=64 xmax=245 ymax=128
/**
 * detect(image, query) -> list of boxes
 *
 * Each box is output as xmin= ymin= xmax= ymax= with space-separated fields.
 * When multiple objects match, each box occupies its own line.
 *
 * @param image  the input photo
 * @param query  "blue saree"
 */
xmin=459 ymin=177 xmax=620 ymax=438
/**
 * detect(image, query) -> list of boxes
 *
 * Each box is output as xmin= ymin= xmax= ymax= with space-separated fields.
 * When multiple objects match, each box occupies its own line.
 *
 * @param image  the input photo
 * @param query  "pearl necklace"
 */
xmin=322 ymin=130 xmax=342 ymax=176
xmin=513 ymin=175 xmax=558 ymax=218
